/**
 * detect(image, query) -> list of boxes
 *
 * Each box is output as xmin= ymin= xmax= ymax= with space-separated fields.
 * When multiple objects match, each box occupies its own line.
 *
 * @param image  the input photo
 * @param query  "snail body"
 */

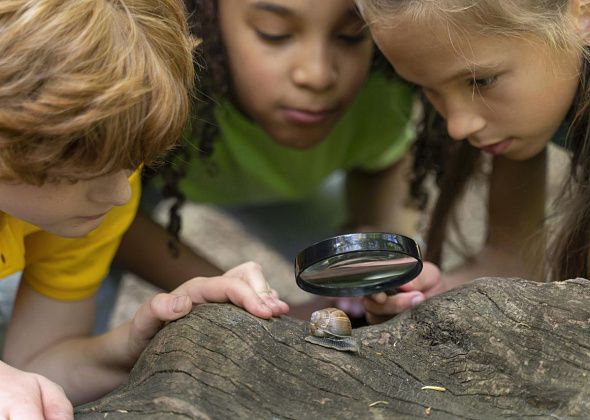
xmin=305 ymin=308 xmax=359 ymax=353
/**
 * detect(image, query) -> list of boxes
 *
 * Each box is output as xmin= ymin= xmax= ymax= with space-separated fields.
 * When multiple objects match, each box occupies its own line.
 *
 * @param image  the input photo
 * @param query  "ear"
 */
xmin=572 ymin=0 xmax=590 ymax=42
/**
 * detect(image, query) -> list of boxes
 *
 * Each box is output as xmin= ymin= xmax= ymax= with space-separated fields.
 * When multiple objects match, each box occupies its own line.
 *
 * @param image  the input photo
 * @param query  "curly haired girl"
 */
xmin=114 ymin=0 xmax=430 ymax=321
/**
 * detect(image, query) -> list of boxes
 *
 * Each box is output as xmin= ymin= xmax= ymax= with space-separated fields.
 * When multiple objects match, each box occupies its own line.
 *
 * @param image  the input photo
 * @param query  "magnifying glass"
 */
xmin=295 ymin=232 xmax=423 ymax=297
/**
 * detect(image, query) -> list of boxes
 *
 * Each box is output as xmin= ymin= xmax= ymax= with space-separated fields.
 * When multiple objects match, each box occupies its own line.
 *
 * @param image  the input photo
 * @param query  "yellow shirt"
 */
xmin=0 ymin=171 xmax=141 ymax=301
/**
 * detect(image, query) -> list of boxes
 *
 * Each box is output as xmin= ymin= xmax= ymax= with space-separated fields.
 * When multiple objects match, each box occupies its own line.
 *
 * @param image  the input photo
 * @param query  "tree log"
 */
xmin=76 ymin=278 xmax=590 ymax=419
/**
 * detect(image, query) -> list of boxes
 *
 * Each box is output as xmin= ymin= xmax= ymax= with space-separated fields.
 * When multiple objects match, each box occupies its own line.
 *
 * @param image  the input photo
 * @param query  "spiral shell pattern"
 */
xmin=305 ymin=308 xmax=359 ymax=353
xmin=308 ymin=307 xmax=352 ymax=338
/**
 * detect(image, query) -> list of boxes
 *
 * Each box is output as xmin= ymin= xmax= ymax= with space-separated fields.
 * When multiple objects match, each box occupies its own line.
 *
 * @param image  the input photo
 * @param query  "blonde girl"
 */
xmin=352 ymin=0 xmax=590 ymax=321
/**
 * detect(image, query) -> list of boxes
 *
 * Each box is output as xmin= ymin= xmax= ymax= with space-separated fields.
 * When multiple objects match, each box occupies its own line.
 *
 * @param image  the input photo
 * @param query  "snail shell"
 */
xmin=305 ymin=308 xmax=359 ymax=353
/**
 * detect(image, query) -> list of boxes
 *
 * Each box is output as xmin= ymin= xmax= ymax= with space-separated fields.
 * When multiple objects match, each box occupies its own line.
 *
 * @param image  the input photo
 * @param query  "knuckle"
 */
xmin=224 ymin=275 xmax=240 ymax=283
xmin=243 ymin=261 xmax=262 ymax=271
xmin=150 ymin=293 xmax=168 ymax=310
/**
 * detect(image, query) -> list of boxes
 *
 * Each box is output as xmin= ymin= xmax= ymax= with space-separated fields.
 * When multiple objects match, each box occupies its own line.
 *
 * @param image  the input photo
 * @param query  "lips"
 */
xmin=281 ymin=107 xmax=335 ymax=125
xmin=78 ymin=212 xmax=108 ymax=221
xmin=477 ymin=138 xmax=514 ymax=156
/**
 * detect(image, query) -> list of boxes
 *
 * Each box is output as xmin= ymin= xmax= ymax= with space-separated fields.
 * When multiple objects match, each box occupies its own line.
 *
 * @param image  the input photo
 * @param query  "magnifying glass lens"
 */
xmin=295 ymin=233 xmax=423 ymax=297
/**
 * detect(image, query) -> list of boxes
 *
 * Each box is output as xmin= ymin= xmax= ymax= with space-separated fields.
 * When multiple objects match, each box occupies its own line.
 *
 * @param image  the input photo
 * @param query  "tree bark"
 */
xmin=76 ymin=277 xmax=590 ymax=419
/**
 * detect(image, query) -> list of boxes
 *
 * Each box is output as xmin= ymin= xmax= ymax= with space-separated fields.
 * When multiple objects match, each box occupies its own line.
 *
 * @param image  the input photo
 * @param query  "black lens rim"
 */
xmin=294 ymin=232 xmax=423 ymax=297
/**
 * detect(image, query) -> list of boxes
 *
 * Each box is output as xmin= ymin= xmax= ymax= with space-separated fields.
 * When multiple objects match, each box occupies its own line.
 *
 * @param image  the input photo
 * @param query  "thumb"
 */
xmin=38 ymin=375 xmax=74 ymax=420
xmin=129 ymin=293 xmax=192 ymax=357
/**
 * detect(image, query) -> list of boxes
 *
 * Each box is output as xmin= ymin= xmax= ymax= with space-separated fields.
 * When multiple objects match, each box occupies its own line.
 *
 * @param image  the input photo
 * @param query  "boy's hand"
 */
xmin=127 ymin=261 xmax=289 ymax=361
xmin=363 ymin=262 xmax=442 ymax=324
xmin=0 ymin=361 xmax=73 ymax=420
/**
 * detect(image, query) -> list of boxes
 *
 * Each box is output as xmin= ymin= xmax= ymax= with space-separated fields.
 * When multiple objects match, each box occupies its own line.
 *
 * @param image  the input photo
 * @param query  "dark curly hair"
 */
xmin=149 ymin=0 xmax=225 ymax=255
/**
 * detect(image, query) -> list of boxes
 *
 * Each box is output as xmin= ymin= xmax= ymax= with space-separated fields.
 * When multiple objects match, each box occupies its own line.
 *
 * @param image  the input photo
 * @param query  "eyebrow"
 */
xmin=443 ymin=63 xmax=502 ymax=84
xmin=249 ymin=2 xmax=361 ymax=25
xmin=250 ymin=2 xmax=292 ymax=17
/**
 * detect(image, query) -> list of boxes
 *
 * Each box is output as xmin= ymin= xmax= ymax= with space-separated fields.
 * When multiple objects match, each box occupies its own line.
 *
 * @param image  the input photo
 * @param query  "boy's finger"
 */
xmin=179 ymin=276 xmax=273 ymax=318
xmin=226 ymin=281 xmax=274 ymax=318
xmin=180 ymin=275 xmax=288 ymax=317
xmin=9 ymin=404 xmax=45 ymax=420
xmin=258 ymin=290 xmax=290 ymax=315
xmin=233 ymin=261 xmax=271 ymax=295
xmin=38 ymin=376 xmax=74 ymax=420
xmin=131 ymin=293 xmax=192 ymax=343
xmin=235 ymin=267 xmax=289 ymax=314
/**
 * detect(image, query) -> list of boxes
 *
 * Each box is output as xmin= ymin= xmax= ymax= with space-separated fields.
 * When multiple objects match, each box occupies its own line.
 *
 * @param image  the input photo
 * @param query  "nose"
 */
xmin=426 ymin=90 xmax=486 ymax=141
xmin=291 ymin=41 xmax=337 ymax=92
xmin=88 ymin=171 xmax=132 ymax=207
xmin=446 ymin=110 xmax=486 ymax=141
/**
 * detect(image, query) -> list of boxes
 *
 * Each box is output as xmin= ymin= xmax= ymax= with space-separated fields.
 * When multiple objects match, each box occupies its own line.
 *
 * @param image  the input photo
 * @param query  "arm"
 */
xmin=4 ymin=281 xmax=129 ymax=405
xmin=0 ymin=359 xmax=73 ymax=419
xmin=115 ymin=211 xmax=223 ymax=291
xmin=345 ymin=152 xmax=420 ymax=235
xmin=344 ymin=152 xmax=444 ymax=321
xmin=442 ymin=150 xmax=547 ymax=290
xmin=359 ymin=150 xmax=547 ymax=322
xmin=3 ymin=262 xmax=288 ymax=405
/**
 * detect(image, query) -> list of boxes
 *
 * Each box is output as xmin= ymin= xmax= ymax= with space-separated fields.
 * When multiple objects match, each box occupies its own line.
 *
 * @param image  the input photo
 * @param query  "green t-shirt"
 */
xmin=180 ymin=73 xmax=416 ymax=205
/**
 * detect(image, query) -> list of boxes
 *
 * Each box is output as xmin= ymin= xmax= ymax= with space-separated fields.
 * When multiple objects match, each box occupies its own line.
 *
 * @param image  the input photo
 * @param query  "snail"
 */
xmin=304 ymin=307 xmax=360 ymax=353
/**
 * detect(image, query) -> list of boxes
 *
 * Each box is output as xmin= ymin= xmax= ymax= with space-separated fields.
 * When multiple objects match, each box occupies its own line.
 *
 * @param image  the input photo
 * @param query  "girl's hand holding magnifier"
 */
xmin=363 ymin=261 xmax=442 ymax=324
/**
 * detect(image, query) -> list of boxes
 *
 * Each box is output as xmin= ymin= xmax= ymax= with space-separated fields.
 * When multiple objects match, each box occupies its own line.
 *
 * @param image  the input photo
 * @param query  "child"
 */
xmin=353 ymin=0 xmax=586 ymax=322
xmin=112 ymin=0 xmax=426 ymax=319
xmin=0 ymin=0 xmax=288 ymax=416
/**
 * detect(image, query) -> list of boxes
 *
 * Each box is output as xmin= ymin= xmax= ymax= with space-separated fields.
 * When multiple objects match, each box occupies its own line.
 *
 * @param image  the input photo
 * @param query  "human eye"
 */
xmin=337 ymin=30 xmax=368 ymax=45
xmin=469 ymin=75 xmax=498 ymax=89
xmin=336 ymin=21 xmax=369 ymax=45
xmin=255 ymin=30 xmax=291 ymax=43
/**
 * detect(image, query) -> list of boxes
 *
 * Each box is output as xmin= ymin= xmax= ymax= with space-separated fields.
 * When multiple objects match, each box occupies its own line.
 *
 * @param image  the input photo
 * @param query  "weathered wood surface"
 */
xmin=76 ymin=278 xmax=590 ymax=419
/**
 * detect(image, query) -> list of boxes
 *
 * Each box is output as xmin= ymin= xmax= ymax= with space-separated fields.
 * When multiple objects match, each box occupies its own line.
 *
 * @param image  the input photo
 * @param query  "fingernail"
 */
xmin=411 ymin=295 xmax=424 ymax=307
xmin=375 ymin=292 xmax=387 ymax=304
xmin=173 ymin=296 xmax=189 ymax=313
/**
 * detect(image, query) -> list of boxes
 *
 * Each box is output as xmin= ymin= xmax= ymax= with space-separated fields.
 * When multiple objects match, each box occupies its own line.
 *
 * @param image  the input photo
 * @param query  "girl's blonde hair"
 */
xmin=356 ymin=0 xmax=590 ymax=281
xmin=0 ymin=0 xmax=195 ymax=184
xmin=360 ymin=1 xmax=574 ymax=43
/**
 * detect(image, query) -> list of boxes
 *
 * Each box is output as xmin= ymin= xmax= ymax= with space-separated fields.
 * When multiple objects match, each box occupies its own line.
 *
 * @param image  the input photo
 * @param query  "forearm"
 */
xmin=442 ymin=151 xmax=548 ymax=289
xmin=441 ymin=246 xmax=538 ymax=291
xmin=346 ymin=153 xmax=420 ymax=235
xmin=485 ymin=151 xmax=547 ymax=276
xmin=488 ymin=152 xmax=547 ymax=249
xmin=116 ymin=211 xmax=223 ymax=290
xmin=19 ymin=322 xmax=132 ymax=405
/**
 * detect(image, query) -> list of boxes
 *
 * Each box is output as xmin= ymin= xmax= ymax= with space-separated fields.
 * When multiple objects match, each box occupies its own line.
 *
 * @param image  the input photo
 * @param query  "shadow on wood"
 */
xmin=76 ymin=278 xmax=590 ymax=419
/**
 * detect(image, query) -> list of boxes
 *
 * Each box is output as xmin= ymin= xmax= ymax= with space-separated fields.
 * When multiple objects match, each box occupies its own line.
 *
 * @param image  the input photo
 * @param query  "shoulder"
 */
xmin=334 ymin=73 xmax=417 ymax=170
xmin=340 ymin=72 xmax=416 ymax=136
